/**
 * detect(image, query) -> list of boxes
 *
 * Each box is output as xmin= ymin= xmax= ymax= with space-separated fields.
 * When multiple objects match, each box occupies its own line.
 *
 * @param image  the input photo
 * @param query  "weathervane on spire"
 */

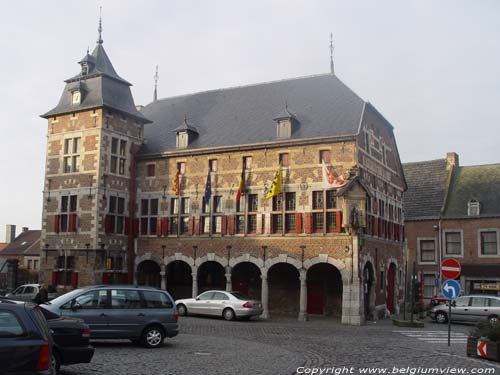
xmin=97 ymin=6 xmax=103 ymax=44
xmin=153 ymin=65 xmax=159 ymax=102
xmin=329 ymin=33 xmax=334 ymax=75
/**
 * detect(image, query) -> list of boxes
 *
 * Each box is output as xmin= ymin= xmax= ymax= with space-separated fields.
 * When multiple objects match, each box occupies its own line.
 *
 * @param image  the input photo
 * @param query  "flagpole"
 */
xmin=177 ymin=171 xmax=181 ymax=237
xmin=281 ymin=161 xmax=285 ymax=237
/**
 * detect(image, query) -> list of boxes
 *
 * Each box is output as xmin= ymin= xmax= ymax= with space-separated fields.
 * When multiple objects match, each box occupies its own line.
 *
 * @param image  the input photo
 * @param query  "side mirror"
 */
xmin=195 ymin=297 xmax=200 ymax=301
xmin=71 ymin=300 xmax=82 ymax=311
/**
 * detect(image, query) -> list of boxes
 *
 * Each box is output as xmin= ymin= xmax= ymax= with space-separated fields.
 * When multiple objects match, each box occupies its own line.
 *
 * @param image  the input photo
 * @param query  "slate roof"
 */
xmin=42 ymin=44 xmax=150 ymax=123
xmin=444 ymin=164 xmax=500 ymax=217
xmin=0 ymin=230 xmax=41 ymax=256
xmin=403 ymin=159 xmax=449 ymax=220
xmin=140 ymin=74 xmax=365 ymax=155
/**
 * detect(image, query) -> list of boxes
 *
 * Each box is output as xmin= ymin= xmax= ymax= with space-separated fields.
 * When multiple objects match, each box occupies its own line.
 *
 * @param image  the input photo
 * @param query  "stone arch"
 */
xmin=304 ymin=255 xmax=348 ymax=279
xmin=195 ymin=253 xmax=227 ymax=269
xmin=135 ymin=253 xmax=162 ymax=268
xmin=229 ymin=253 xmax=264 ymax=269
xmin=265 ymin=254 xmax=301 ymax=271
xmin=136 ymin=259 xmax=161 ymax=288
xmin=165 ymin=252 xmax=195 ymax=270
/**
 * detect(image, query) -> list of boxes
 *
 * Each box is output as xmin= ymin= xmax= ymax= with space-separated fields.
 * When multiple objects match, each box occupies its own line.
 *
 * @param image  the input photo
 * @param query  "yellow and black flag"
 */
xmin=265 ymin=165 xmax=281 ymax=199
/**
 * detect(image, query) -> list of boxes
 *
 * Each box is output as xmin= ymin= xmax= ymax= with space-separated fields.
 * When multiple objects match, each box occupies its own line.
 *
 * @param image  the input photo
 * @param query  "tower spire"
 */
xmin=329 ymin=33 xmax=334 ymax=75
xmin=97 ymin=7 xmax=103 ymax=45
xmin=153 ymin=65 xmax=159 ymax=102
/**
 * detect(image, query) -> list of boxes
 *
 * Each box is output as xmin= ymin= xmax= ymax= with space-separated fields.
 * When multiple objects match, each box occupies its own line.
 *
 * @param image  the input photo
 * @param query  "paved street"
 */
xmin=63 ymin=317 xmax=500 ymax=375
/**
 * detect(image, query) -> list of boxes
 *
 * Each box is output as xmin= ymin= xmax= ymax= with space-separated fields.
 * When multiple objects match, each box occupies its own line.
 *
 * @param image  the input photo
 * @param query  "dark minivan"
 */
xmin=0 ymin=298 xmax=53 ymax=375
xmin=42 ymin=285 xmax=178 ymax=348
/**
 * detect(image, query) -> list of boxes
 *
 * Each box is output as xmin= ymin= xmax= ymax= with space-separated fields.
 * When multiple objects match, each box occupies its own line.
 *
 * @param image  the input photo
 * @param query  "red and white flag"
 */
xmin=322 ymin=160 xmax=347 ymax=189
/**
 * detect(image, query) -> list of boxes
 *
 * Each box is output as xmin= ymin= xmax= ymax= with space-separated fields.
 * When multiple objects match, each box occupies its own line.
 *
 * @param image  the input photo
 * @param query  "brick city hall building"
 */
xmin=40 ymin=25 xmax=407 ymax=324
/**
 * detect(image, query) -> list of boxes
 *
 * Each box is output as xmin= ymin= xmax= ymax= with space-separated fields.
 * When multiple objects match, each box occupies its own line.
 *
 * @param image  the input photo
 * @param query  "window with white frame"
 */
xmin=108 ymin=196 xmax=125 ymax=234
xmin=63 ymin=137 xmax=81 ymax=173
xmin=468 ymin=199 xmax=480 ymax=216
xmin=60 ymin=195 xmax=77 ymax=232
xmin=140 ymin=198 xmax=158 ymax=235
xmin=423 ymin=274 xmax=436 ymax=299
xmin=479 ymin=230 xmax=498 ymax=256
xmin=418 ymin=239 xmax=436 ymax=263
xmin=445 ymin=231 xmax=462 ymax=255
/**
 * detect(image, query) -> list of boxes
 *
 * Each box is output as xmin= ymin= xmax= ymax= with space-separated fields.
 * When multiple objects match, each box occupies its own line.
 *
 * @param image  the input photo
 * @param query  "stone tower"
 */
xmin=40 ymin=22 xmax=150 ymax=287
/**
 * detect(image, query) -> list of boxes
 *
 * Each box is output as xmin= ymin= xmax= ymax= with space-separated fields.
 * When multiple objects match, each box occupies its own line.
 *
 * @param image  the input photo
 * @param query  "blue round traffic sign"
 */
xmin=441 ymin=279 xmax=461 ymax=300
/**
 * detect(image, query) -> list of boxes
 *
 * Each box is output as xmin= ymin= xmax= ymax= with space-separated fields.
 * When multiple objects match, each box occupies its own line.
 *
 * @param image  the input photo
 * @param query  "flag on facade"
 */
xmin=235 ymin=165 xmax=245 ymax=203
xmin=322 ymin=160 xmax=347 ymax=189
xmin=265 ymin=165 xmax=281 ymax=199
xmin=173 ymin=169 xmax=180 ymax=196
xmin=203 ymin=169 xmax=211 ymax=204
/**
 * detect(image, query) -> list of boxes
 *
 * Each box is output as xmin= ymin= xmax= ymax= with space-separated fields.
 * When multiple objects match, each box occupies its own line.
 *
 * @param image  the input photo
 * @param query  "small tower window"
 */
xmin=176 ymin=132 xmax=188 ymax=149
xmin=467 ymin=199 xmax=480 ymax=216
xmin=82 ymin=64 xmax=88 ymax=75
xmin=277 ymin=119 xmax=291 ymax=138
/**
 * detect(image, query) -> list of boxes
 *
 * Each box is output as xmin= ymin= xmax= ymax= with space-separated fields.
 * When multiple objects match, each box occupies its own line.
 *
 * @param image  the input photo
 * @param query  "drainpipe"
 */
xmin=438 ymin=219 xmax=443 ymax=288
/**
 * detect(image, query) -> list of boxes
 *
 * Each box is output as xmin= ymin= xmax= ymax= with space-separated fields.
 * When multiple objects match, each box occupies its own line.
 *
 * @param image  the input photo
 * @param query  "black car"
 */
xmin=40 ymin=306 xmax=94 ymax=374
xmin=0 ymin=298 xmax=53 ymax=375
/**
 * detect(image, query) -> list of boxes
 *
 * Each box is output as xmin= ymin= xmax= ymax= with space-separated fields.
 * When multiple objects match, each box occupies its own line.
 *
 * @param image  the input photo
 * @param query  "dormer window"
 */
xmin=468 ymin=199 xmax=480 ymax=216
xmin=273 ymin=105 xmax=296 ymax=139
xmin=176 ymin=132 xmax=188 ymax=149
xmin=174 ymin=115 xmax=198 ymax=150
xmin=82 ymin=64 xmax=88 ymax=76
xmin=71 ymin=90 xmax=81 ymax=105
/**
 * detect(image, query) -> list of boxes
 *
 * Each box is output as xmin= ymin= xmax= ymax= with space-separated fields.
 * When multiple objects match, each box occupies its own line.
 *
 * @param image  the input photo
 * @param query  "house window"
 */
xmin=423 ymin=274 xmax=436 ymax=299
xmin=177 ymin=162 xmax=186 ymax=175
xmin=271 ymin=195 xmax=282 ymax=234
xmin=312 ymin=190 xmax=339 ymax=233
xmin=445 ymin=231 xmax=462 ymax=255
xmin=247 ymin=194 xmax=258 ymax=233
xmin=418 ymin=239 xmax=436 ymax=263
xmin=244 ymin=156 xmax=252 ymax=170
xmin=60 ymin=195 xmax=77 ymax=232
xmin=284 ymin=192 xmax=296 ymax=233
xmin=63 ymin=137 xmax=81 ymax=173
xmin=169 ymin=198 xmax=190 ymax=235
xmin=279 ymin=153 xmax=289 ymax=167
xmin=33 ymin=260 xmax=39 ymax=270
xmin=108 ymin=196 xmax=125 ymax=234
xmin=147 ymin=164 xmax=155 ymax=177
xmin=176 ymin=132 xmax=188 ymax=149
xmin=480 ymin=230 xmax=498 ymax=256
xmin=212 ymin=196 xmax=223 ymax=234
xmin=140 ymin=198 xmax=158 ymax=235
xmin=209 ymin=159 xmax=218 ymax=173
xmin=110 ymin=138 xmax=127 ymax=175
xmin=319 ymin=150 xmax=331 ymax=164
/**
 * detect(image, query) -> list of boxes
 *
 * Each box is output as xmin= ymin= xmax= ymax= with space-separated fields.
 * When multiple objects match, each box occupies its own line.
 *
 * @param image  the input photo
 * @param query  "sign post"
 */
xmin=441 ymin=258 xmax=462 ymax=347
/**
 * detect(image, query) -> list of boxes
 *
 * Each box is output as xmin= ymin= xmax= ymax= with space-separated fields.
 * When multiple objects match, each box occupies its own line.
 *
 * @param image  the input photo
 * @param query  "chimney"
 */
xmin=5 ymin=224 xmax=16 ymax=243
xmin=22 ymin=227 xmax=29 ymax=233
xmin=446 ymin=152 xmax=459 ymax=170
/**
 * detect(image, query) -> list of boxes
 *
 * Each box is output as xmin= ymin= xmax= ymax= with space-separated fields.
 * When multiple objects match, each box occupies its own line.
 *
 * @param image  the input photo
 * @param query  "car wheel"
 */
xmin=223 ymin=308 xmax=235 ymax=321
xmin=488 ymin=315 xmax=499 ymax=324
xmin=51 ymin=352 xmax=61 ymax=375
xmin=436 ymin=311 xmax=448 ymax=324
xmin=177 ymin=304 xmax=187 ymax=316
xmin=142 ymin=326 xmax=165 ymax=348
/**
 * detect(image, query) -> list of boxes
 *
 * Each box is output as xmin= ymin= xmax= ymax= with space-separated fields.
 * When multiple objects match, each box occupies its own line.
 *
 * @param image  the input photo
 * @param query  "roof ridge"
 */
xmin=403 ymin=158 xmax=446 ymax=166
xmin=152 ymin=73 xmax=342 ymax=104
xmin=459 ymin=163 xmax=500 ymax=169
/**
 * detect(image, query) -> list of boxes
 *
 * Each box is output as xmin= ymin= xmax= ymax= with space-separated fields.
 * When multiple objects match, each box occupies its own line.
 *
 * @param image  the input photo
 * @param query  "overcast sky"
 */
xmin=1 ymin=0 xmax=499 ymax=240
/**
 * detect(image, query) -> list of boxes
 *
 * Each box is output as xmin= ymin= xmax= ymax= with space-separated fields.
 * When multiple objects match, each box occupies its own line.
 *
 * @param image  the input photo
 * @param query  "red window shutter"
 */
xmin=71 ymin=272 xmax=78 ymax=288
xmin=221 ymin=216 xmax=227 ymax=236
xmin=124 ymin=217 xmax=130 ymax=235
xmin=105 ymin=215 xmax=112 ymax=234
xmin=102 ymin=272 xmax=109 ymax=285
xmin=54 ymin=215 xmax=60 ymax=234
xmin=304 ymin=213 xmax=312 ymax=234
xmin=133 ymin=218 xmax=139 ymax=238
xmin=295 ymin=213 xmax=303 ymax=234
xmin=51 ymin=271 xmax=57 ymax=286
xmin=335 ymin=211 xmax=342 ymax=233
xmin=162 ymin=217 xmax=169 ymax=236
xmin=157 ymin=217 xmax=162 ymax=237
xmin=69 ymin=213 xmax=77 ymax=232
xmin=228 ymin=215 xmax=235 ymax=235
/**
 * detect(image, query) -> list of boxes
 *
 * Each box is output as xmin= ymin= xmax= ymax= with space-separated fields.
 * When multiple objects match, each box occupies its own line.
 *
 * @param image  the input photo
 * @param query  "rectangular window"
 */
xmin=140 ymin=198 xmax=158 ymax=235
xmin=312 ymin=213 xmax=324 ymax=232
xmin=312 ymin=191 xmax=323 ymax=210
xmin=248 ymin=194 xmax=258 ymax=212
xmin=247 ymin=214 xmax=257 ymax=233
xmin=445 ymin=232 xmax=462 ymax=255
xmin=202 ymin=216 xmax=210 ymax=234
xmin=169 ymin=197 xmax=190 ymax=235
xmin=60 ymin=195 xmax=77 ymax=232
xmin=279 ymin=153 xmax=289 ymax=167
xmin=213 ymin=196 xmax=223 ymax=213
xmin=209 ymin=159 xmax=218 ymax=172
xmin=235 ymin=215 xmax=245 ymax=234
xmin=312 ymin=190 xmax=339 ymax=233
xmin=480 ymin=231 xmax=498 ymax=255
xmin=110 ymin=137 xmax=126 ymax=175
xmin=320 ymin=150 xmax=331 ymax=164
xmin=419 ymin=239 xmax=436 ymax=262
xmin=285 ymin=192 xmax=295 ymax=211
xmin=272 ymin=214 xmax=282 ymax=233
xmin=181 ymin=198 xmax=190 ymax=214
xmin=63 ymin=137 xmax=81 ymax=173
xmin=272 ymin=195 xmax=282 ymax=211
xmin=147 ymin=164 xmax=155 ymax=177
xmin=285 ymin=213 xmax=296 ymax=233
xmin=109 ymin=196 xmax=125 ymax=234
xmin=177 ymin=162 xmax=186 ymax=175
xmin=170 ymin=198 xmax=179 ymax=215
xmin=326 ymin=190 xmax=336 ymax=209
xmin=244 ymin=156 xmax=252 ymax=170
xmin=423 ymin=274 xmax=435 ymax=299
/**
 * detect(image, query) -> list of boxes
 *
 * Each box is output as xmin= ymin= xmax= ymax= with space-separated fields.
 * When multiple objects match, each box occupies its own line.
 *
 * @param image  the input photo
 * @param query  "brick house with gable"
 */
xmin=39 ymin=21 xmax=407 ymax=324
xmin=404 ymin=153 xmax=500 ymax=303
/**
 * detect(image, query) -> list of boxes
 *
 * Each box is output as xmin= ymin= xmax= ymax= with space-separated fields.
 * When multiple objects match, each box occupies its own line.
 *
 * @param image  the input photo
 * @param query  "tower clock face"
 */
xmin=72 ymin=91 xmax=81 ymax=104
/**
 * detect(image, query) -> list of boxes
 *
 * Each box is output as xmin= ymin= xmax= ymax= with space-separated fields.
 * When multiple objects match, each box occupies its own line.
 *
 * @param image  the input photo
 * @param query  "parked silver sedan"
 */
xmin=430 ymin=294 xmax=500 ymax=324
xmin=176 ymin=291 xmax=263 ymax=321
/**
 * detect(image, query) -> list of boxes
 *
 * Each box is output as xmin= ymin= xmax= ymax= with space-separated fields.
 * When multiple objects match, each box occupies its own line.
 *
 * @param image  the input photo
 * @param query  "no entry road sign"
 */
xmin=441 ymin=258 xmax=461 ymax=279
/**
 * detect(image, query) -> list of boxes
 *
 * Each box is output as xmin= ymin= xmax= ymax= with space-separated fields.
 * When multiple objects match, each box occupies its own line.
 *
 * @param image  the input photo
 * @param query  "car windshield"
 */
xmin=44 ymin=288 xmax=84 ymax=306
xmin=230 ymin=292 xmax=250 ymax=300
